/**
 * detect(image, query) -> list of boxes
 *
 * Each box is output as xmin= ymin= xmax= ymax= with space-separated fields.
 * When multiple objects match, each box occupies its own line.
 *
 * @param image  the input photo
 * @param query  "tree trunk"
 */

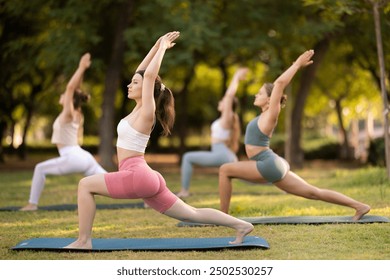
xmin=0 ymin=120 xmax=6 ymax=163
xmin=335 ymin=99 xmax=352 ymax=159
xmin=177 ymin=65 xmax=196 ymax=159
xmin=17 ymin=83 xmax=41 ymax=160
xmin=219 ymin=59 xmax=228 ymax=95
xmin=98 ymin=0 xmax=134 ymax=170
xmin=372 ymin=1 xmax=390 ymax=178
xmin=286 ymin=37 xmax=331 ymax=168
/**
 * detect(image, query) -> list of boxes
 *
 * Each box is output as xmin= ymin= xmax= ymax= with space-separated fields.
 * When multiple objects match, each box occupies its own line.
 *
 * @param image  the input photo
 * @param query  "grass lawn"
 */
xmin=0 ymin=154 xmax=389 ymax=260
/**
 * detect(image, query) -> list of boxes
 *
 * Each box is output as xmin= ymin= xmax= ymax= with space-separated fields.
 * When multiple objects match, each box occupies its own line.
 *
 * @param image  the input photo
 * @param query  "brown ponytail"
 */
xmin=155 ymin=83 xmax=175 ymax=136
xmin=136 ymin=70 xmax=175 ymax=136
xmin=227 ymin=113 xmax=241 ymax=153
xmin=73 ymin=89 xmax=90 ymax=109
xmin=226 ymin=97 xmax=241 ymax=153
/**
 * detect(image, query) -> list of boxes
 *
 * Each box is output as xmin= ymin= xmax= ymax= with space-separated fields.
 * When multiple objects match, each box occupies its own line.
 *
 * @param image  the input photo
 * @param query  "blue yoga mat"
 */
xmin=177 ymin=215 xmax=390 ymax=227
xmin=12 ymin=236 xmax=269 ymax=251
xmin=0 ymin=202 xmax=145 ymax=211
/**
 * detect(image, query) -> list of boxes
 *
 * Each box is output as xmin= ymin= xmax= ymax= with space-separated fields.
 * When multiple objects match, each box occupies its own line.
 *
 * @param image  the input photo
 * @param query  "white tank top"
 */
xmin=211 ymin=118 xmax=230 ymax=141
xmin=51 ymin=117 xmax=79 ymax=146
xmin=116 ymin=119 xmax=150 ymax=153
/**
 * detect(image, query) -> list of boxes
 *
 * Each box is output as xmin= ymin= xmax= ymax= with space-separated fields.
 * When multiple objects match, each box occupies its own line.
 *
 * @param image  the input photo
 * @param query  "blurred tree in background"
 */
xmin=0 ymin=0 xmax=389 ymax=170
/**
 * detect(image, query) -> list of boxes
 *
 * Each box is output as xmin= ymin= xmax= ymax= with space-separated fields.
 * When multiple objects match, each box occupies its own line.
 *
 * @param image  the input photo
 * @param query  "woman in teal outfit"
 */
xmin=218 ymin=50 xmax=370 ymax=221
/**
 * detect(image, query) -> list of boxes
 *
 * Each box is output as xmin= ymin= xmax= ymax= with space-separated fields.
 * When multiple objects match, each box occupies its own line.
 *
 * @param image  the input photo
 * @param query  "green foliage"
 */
xmin=186 ymin=64 xmax=222 ymax=124
xmin=1 ymin=0 xmax=389 ymax=164
xmin=368 ymin=137 xmax=386 ymax=167
xmin=304 ymin=142 xmax=341 ymax=160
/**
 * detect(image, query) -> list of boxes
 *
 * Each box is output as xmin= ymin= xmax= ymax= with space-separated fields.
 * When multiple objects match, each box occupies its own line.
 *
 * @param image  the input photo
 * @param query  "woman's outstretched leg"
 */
xmin=20 ymin=157 xmax=67 ymax=211
xmin=275 ymin=171 xmax=370 ymax=221
xmin=64 ymin=174 xmax=109 ymax=249
xmin=178 ymin=151 xmax=214 ymax=198
xmin=178 ymin=148 xmax=234 ymax=198
xmin=164 ymin=199 xmax=254 ymax=244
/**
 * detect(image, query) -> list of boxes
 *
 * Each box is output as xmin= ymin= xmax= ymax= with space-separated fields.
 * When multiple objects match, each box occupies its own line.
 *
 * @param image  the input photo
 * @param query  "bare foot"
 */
xmin=64 ymin=239 xmax=92 ymax=250
xmin=352 ymin=204 xmax=371 ymax=221
xmin=176 ymin=190 xmax=190 ymax=198
xmin=20 ymin=203 xmax=38 ymax=211
xmin=229 ymin=222 xmax=254 ymax=245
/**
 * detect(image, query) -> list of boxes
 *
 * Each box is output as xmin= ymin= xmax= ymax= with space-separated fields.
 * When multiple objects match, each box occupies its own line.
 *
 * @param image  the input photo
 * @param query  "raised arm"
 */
xmin=139 ymin=32 xmax=180 ymax=125
xmin=220 ymin=67 xmax=248 ymax=126
xmin=135 ymin=34 xmax=172 ymax=72
xmin=225 ymin=68 xmax=249 ymax=98
xmin=62 ymin=53 xmax=91 ymax=120
xmin=267 ymin=50 xmax=314 ymax=122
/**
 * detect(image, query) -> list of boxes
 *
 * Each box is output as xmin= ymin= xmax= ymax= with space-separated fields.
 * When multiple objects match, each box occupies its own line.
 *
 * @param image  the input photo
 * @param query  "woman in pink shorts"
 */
xmin=65 ymin=32 xmax=253 ymax=249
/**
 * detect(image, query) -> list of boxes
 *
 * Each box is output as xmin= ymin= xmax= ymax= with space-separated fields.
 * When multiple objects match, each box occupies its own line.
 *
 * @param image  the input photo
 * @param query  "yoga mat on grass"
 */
xmin=0 ymin=202 xmax=145 ymax=211
xmin=177 ymin=215 xmax=390 ymax=227
xmin=11 ymin=236 xmax=269 ymax=251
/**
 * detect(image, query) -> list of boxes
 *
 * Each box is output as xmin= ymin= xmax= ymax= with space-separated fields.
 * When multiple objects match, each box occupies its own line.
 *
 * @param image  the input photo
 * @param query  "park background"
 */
xmin=0 ymin=0 xmax=389 ymax=261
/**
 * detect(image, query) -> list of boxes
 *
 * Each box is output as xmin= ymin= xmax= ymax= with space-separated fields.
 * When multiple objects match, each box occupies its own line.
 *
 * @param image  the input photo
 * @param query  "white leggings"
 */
xmin=28 ymin=145 xmax=107 ymax=204
xmin=181 ymin=142 xmax=237 ymax=190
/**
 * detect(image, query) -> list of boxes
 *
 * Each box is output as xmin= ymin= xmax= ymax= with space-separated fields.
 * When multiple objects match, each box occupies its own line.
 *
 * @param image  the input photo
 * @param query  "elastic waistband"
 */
xmin=250 ymin=148 xmax=273 ymax=161
xmin=118 ymin=156 xmax=146 ymax=170
xmin=58 ymin=145 xmax=81 ymax=156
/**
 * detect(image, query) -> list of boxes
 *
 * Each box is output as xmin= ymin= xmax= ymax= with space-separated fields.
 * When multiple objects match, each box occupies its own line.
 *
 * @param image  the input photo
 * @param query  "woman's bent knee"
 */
xmin=78 ymin=177 xmax=92 ymax=192
xmin=219 ymin=163 xmax=230 ymax=174
xmin=219 ymin=162 xmax=236 ymax=178
xmin=34 ymin=162 xmax=46 ymax=173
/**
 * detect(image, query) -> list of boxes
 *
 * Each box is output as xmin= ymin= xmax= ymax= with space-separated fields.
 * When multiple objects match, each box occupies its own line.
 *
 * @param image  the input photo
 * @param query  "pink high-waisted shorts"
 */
xmin=104 ymin=156 xmax=177 ymax=213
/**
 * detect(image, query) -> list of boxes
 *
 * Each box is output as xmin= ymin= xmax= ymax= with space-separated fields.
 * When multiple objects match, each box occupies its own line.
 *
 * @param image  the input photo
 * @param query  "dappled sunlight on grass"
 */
xmin=371 ymin=206 xmax=390 ymax=216
xmin=1 ymin=164 xmax=389 ymax=260
xmin=1 ymin=216 xmax=72 ymax=228
xmin=281 ymin=206 xmax=349 ymax=216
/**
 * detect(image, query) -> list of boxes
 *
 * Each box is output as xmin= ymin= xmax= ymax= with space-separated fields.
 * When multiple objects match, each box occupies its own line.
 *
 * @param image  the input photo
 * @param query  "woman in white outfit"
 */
xmin=20 ymin=53 xmax=107 ymax=211
xmin=176 ymin=68 xmax=248 ymax=198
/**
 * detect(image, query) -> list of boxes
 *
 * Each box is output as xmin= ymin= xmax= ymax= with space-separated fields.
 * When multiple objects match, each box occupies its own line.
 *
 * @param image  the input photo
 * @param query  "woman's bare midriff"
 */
xmin=117 ymin=147 xmax=144 ymax=163
xmin=245 ymin=144 xmax=269 ymax=159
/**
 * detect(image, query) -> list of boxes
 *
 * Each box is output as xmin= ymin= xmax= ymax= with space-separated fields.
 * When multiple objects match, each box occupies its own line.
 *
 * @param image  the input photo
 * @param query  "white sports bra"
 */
xmin=211 ymin=118 xmax=231 ymax=141
xmin=116 ymin=119 xmax=150 ymax=153
xmin=51 ymin=116 xmax=79 ymax=146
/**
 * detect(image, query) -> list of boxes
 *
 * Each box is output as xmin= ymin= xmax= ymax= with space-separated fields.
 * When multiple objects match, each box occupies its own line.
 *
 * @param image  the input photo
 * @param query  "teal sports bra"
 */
xmin=244 ymin=116 xmax=270 ymax=147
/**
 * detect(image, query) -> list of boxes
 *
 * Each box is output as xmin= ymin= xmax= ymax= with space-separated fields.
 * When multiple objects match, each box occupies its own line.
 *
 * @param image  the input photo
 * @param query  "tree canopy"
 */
xmin=1 ymin=0 xmax=389 ymax=168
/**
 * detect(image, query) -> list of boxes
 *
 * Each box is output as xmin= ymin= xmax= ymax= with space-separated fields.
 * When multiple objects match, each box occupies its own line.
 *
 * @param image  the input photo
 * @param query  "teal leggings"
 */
xmin=250 ymin=149 xmax=290 ymax=183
